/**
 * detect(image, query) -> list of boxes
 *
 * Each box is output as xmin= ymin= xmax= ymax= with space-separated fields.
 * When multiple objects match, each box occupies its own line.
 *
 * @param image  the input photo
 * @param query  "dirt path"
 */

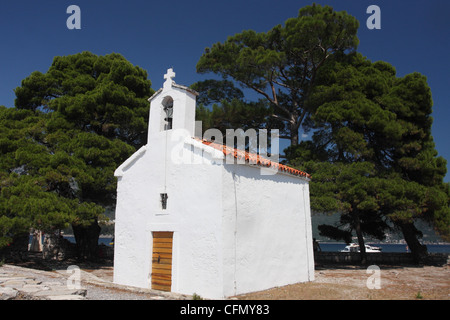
xmin=234 ymin=265 xmax=450 ymax=300
xmin=7 ymin=256 xmax=449 ymax=300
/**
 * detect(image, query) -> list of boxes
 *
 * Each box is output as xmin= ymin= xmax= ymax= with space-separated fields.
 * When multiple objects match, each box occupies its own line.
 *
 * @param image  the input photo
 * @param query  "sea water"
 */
xmin=319 ymin=242 xmax=450 ymax=253
xmin=33 ymin=235 xmax=449 ymax=253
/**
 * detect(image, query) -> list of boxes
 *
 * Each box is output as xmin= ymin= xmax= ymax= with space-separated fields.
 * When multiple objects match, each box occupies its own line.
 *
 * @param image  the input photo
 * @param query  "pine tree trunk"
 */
xmin=72 ymin=220 xmax=101 ymax=261
xmin=353 ymin=211 xmax=367 ymax=264
xmin=290 ymin=122 xmax=299 ymax=147
xmin=398 ymin=221 xmax=428 ymax=263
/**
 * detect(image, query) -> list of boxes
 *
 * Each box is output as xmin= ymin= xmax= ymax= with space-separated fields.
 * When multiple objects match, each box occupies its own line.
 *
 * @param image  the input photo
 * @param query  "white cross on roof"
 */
xmin=163 ymin=68 xmax=176 ymax=88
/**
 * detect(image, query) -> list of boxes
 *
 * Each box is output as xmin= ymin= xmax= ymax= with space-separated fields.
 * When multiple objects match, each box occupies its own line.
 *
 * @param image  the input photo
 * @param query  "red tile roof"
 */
xmin=194 ymin=138 xmax=311 ymax=179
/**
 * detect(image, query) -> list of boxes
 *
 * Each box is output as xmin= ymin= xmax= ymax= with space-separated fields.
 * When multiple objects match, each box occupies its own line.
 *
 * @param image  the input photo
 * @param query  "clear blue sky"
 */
xmin=0 ymin=0 xmax=449 ymax=181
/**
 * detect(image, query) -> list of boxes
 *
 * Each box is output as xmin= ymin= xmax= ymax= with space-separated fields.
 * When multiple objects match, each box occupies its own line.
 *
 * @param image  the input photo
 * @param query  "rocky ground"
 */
xmin=1 ymin=256 xmax=449 ymax=300
xmin=0 ymin=257 xmax=190 ymax=300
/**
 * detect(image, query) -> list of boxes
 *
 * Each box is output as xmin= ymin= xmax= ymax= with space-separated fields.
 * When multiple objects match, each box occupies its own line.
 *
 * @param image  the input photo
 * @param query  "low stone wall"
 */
xmin=0 ymin=234 xmax=29 ymax=262
xmin=98 ymin=244 xmax=114 ymax=259
xmin=42 ymin=234 xmax=77 ymax=261
xmin=2 ymin=235 xmax=113 ymax=263
xmin=315 ymin=252 xmax=449 ymax=266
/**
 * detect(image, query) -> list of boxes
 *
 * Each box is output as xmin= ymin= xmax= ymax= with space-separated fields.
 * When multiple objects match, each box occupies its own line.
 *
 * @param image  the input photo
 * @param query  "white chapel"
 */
xmin=113 ymin=68 xmax=315 ymax=299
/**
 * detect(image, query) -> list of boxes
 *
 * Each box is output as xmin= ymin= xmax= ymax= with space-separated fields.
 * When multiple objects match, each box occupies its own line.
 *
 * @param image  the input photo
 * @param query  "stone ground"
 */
xmin=0 ymin=256 xmax=191 ymax=300
xmin=1 ymin=256 xmax=449 ymax=300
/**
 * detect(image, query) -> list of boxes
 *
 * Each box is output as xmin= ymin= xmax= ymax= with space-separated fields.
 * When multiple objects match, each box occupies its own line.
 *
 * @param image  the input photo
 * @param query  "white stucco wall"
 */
xmin=114 ymin=131 xmax=228 ymax=298
xmin=113 ymin=145 xmax=153 ymax=288
xmin=114 ymin=137 xmax=314 ymax=299
xmin=114 ymin=71 xmax=314 ymax=299
xmin=221 ymin=163 xmax=315 ymax=297
xmin=166 ymin=140 xmax=225 ymax=298
xmin=147 ymin=84 xmax=196 ymax=139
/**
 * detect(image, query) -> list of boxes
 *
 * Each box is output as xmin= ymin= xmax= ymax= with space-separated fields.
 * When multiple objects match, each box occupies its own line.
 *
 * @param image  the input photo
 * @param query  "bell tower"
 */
xmin=147 ymin=68 xmax=198 ymax=140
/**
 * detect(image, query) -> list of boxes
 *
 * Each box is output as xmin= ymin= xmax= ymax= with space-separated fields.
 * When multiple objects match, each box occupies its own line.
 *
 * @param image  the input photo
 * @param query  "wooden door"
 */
xmin=151 ymin=232 xmax=173 ymax=291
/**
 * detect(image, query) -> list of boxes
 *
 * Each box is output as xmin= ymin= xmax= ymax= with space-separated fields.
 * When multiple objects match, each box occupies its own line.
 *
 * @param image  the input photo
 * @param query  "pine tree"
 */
xmin=196 ymin=4 xmax=359 ymax=146
xmin=1 ymin=52 xmax=153 ymax=260
xmin=290 ymin=53 xmax=449 ymax=262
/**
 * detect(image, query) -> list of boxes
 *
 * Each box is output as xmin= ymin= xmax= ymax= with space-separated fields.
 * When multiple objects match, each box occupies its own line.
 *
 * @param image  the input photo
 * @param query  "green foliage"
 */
xmin=15 ymin=52 xmax=153 ymax=148
xmin=191 ymin=3 xmax=448 ymax=259
xmin=196 ymin=4 xmax=359 ymax=145
xmin=290 ymin=52 xmax=449 ymax=249
xmin=196 ymin=98 xmax=273 ymax=135
xmin=192 ymin=293 xmax=203 ymax=300
xmin=0 ymin=108 xmax=98 ymax=247
xmin=1 ymin=52 xmax=153 ymax=251
xmin=302 ymin=161 xmax=390 ymax=243
xmin=193 ymin=79 xmax=279 ymax=147
xmin=191 ymin=79 xmax=244 ymax=106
